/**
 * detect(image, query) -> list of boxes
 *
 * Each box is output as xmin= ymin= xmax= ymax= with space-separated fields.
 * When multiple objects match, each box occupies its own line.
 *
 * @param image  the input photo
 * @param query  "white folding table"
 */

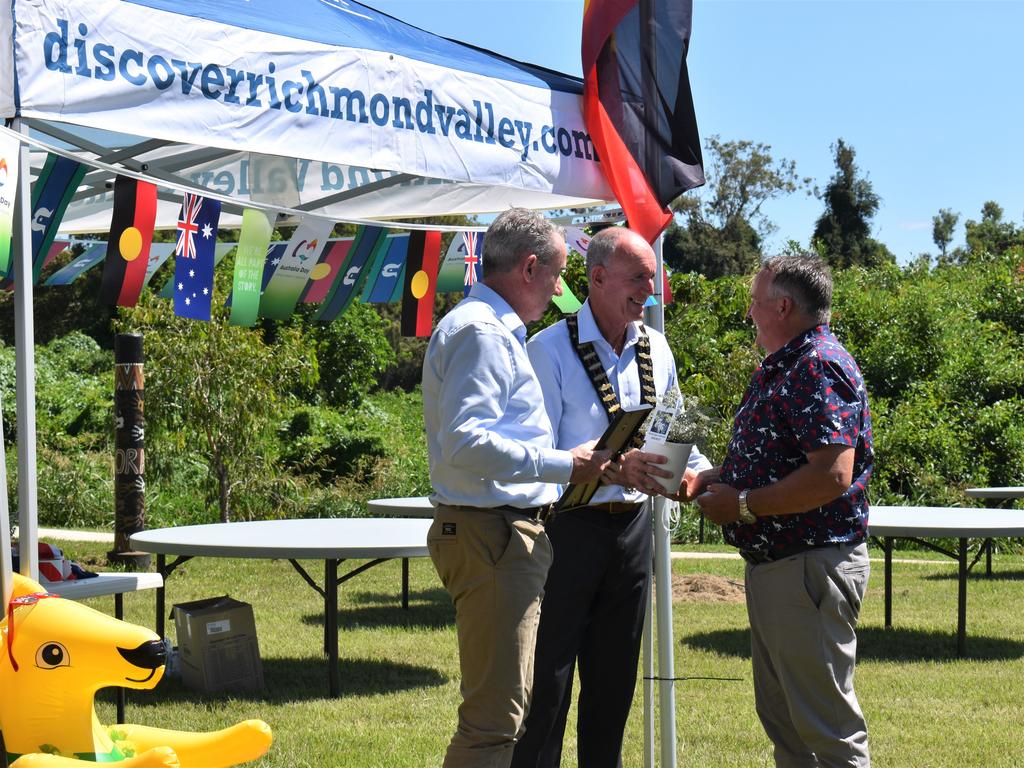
xmin=131 ymin=518 xmax=430 ymax=697
xmin=964 ymin=487 xmax=1024 ymax=571
xmin=868 ymin=505 xmax=1024 ymax=656
xmin=367 ymin=496 xmax=434 ymax=517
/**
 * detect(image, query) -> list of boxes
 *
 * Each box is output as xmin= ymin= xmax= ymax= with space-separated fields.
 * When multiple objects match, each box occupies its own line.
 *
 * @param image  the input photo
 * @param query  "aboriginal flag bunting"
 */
xmin=582 ymin=0 xmax=704 ymax=243
xmin=400 ymin=230 xmax=441 ymax=337
xmin=99 ymin=176 xmax=157 ymax=307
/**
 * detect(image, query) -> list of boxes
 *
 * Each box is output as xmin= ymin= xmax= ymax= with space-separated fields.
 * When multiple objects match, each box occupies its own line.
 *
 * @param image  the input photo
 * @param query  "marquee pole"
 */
xmin=12 ymin=117 xmax=39 ymax=581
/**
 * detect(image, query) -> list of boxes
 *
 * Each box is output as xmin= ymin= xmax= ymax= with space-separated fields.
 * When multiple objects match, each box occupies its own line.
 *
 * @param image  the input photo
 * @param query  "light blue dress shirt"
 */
xmin=423 ymin=282 xmax=574 ymax=509
xmin=528 ymin=300 xmax=711 ymax=505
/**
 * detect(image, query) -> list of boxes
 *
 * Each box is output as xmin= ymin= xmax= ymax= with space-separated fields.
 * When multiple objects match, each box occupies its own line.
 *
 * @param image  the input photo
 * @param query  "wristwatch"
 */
xmin=737 ymin=489 xmax=756 ymax=525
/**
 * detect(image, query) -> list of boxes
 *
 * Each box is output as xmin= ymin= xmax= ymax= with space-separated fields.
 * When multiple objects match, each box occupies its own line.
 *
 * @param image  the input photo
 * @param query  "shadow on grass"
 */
xmin=682 ymin=626 xmax=1024 ymax=662
xmin=109 ymin=656 xmax=446 ymax=707
xmin=297 ymin=588 xmax=455 ymax=630
xmin=348 ymin=587 xmax=450 ymax=606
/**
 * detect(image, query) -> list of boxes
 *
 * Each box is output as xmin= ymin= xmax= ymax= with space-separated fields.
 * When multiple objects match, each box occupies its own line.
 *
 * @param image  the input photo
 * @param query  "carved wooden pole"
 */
xmin=110 ymin=333 xmax=149 ymax=568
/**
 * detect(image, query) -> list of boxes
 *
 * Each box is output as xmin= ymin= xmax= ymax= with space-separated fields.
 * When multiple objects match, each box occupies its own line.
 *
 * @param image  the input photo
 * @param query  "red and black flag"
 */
xmin=582 ymin=0 xmax=704 ymax=243
xmin=99 ymin=176 xmax=158 ymax=306
xmin=400 ymin=230 xmax=441 ymax=337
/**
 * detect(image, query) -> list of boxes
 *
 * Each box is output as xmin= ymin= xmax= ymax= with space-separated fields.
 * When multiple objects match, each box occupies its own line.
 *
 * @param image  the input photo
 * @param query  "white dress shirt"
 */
xmin=528 ymin=300 xmax=711 ymax=505
xmin=422 ymin=282 xmax=574 ymax=509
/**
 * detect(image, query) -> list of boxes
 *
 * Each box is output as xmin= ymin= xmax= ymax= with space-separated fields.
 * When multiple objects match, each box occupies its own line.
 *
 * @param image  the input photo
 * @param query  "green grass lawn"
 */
xmin=41 ymin=538 xmax=1024 ymax=767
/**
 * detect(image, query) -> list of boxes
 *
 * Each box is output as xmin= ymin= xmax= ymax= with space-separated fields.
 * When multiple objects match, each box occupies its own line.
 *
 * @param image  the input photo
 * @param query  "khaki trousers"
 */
xmin=746 ymin=543 xmax=871 ymax=768
xmin=429 ymin=504 xmax=553 ymax=768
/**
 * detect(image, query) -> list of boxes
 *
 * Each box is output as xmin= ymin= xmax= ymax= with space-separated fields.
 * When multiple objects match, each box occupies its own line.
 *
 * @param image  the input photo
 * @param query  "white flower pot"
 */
xmin=641 ymin=440 xmax=694 ymax=494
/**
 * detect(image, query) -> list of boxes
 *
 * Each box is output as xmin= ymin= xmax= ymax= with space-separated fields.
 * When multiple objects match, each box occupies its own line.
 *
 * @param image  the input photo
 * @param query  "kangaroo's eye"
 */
xmin=35 ymin=642 xmax=70 ymax=669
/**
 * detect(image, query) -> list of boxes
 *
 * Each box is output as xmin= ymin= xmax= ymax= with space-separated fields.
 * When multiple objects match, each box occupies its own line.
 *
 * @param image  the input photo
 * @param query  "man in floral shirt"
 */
xmin=694 ymin=253 xmax=873 ymax=767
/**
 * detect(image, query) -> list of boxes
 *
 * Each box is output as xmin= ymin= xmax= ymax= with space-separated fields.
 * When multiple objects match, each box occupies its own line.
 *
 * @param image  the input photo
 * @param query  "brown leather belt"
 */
xmin=564 ymin=501 xmax=644 ymax=515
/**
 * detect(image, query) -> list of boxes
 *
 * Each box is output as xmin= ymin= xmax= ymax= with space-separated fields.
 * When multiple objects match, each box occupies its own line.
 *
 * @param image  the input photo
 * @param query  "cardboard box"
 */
xmin=172 ymin=596 xmax=264 ymax=693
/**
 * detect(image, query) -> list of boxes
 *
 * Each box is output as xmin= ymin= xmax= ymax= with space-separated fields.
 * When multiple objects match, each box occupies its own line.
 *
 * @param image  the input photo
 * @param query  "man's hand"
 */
xmin=685 ymin=467 xmax=720 ymax=499
xmin=665 ymin=468 xmax=702 ymax=502
xmin=694 ymin=482 xmax=742 ymax=525
xmin=601 ymin=448 xmax=670 ymax=496
xmin=569 ymin=441 xmax=613 ymax=484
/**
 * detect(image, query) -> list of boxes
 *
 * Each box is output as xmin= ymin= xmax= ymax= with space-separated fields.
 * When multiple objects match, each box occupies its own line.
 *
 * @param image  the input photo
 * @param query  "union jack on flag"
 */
xmin=462 ymin=232 xmax=483 ymax=295
xmin=173 ymin=192 xmax=221 ymax=321
xmin=175 ymin=193 xmax=203 ymax=260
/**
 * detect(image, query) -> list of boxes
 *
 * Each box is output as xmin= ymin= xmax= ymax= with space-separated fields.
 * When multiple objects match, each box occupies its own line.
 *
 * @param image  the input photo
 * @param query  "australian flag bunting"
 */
xmin=173 ymin=192 xmax=221 ymax=320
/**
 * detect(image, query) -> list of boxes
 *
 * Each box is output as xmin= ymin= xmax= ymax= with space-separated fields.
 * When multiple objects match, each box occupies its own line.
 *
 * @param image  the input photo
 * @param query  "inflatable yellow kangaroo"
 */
xmin=1 ymin=574 xmax=272 ymax=768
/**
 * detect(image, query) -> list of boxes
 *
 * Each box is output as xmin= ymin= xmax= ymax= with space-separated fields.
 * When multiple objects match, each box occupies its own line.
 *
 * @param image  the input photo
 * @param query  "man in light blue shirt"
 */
xmin=423 ymin=208 xmax=612 ymax=768
xmin=512 ymin=226 xmax=712 ymax=768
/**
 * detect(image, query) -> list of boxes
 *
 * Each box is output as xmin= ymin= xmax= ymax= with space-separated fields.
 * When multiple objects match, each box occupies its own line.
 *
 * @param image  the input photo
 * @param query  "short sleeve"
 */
xmin=779 ymin=356 xmax=865 ymax=454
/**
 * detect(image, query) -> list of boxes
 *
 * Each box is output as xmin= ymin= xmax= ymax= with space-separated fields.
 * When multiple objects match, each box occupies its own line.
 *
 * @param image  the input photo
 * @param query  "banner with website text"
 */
xmin=8 ymin=0 xmax=611 ymax=205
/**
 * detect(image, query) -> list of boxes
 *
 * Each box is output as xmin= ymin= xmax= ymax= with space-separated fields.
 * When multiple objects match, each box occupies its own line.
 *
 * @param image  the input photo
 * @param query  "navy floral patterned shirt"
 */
xmin=720 ymin=324 xmax=873 ymax=556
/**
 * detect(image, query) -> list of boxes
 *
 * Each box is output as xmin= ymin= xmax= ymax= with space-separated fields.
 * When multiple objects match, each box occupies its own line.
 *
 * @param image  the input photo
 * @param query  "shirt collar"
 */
xmin=576 ymin=299 xmax=642 ymax=351
xmin=469 ymin=282 xmax=527 ymax=343
xmin=762 ymin=323 xmax=830 ymax=369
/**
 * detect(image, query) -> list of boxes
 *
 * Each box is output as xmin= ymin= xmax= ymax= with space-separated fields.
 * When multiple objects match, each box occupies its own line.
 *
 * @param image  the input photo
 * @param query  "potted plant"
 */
xmin=640 ymin=389 xmax=715 ymax=494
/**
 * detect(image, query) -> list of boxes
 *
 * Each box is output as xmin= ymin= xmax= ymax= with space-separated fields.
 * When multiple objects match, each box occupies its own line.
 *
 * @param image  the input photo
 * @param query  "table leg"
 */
xmin=115 ymin=593 xmax=125 ymax=725
xmin=957 ymin=538 xmax=968 ymax=657
xmin=402 ymin=558 xmax=409 ymax=610
xmin=884 ymin=537 xmax=893 ymax=629
xmin=325 ymin=558 xmax=339 ymax=697
xmin=156 ymin=553 xmax=166 ymax=640
xmin=986 ymin=538 xmax=993 ymax=577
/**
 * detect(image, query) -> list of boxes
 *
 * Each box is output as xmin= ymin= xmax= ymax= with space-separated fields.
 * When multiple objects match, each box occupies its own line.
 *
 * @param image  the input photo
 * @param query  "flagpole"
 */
xmin=12 ymin=117 xmax=40 ymax=583
xmin=644 ymin=231 xmax=678 ymax=768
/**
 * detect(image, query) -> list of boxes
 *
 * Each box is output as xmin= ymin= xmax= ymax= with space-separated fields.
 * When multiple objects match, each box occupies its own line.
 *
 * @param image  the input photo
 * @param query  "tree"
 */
xmin=665 ymin=215 xmax=762 ymax=279
xmin=958 ymin=201 xmax=1024 ymax=261
xmin=665 ymin=136 xmax=810 ymax=277
xmin=305 ymin=302 xmax=395 ymax=407
xmin=813 ymin=139 xmax=894 ymax=269
xmin=116 ymin=293 xmax=313 ymax=523
xmin=931 ymin=208 xmax=959 ymax=261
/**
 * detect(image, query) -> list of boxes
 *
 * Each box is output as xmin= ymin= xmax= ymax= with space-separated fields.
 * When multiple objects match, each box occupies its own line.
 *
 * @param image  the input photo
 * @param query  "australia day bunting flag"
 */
xmin=174 ymin=192 xmax=221 ymax=320
xmin=300 ymin=239 xmax=352 ymax=304
xmin=260 ymin=216 xmax=333 ymax=319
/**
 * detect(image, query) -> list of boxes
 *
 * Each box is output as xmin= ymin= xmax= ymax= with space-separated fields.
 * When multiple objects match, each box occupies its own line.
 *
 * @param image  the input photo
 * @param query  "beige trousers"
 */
xmin=428 ymin=504 xmax=553 ymax=768
xmin=746 ymin=543 xmax=871 ymax=768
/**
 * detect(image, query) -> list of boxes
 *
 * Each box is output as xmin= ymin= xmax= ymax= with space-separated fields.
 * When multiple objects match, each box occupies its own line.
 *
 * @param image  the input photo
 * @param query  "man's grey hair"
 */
xmin=482 ymin=207 xmax=564 ymax=277
xmin=762 ymin=253 xmax=833 ymax=324
xmin=584 ymin=226 xmax=632 ymax=276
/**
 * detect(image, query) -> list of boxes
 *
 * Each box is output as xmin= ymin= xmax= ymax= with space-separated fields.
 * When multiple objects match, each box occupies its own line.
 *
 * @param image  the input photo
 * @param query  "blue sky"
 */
xmin=367 ymin=0 xmax=1024 ymax=263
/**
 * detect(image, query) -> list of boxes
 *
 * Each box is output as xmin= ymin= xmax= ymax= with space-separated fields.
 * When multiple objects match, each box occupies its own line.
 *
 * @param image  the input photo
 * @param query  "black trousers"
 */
xmin=510 ymin=504 xmax=651 ymax=768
